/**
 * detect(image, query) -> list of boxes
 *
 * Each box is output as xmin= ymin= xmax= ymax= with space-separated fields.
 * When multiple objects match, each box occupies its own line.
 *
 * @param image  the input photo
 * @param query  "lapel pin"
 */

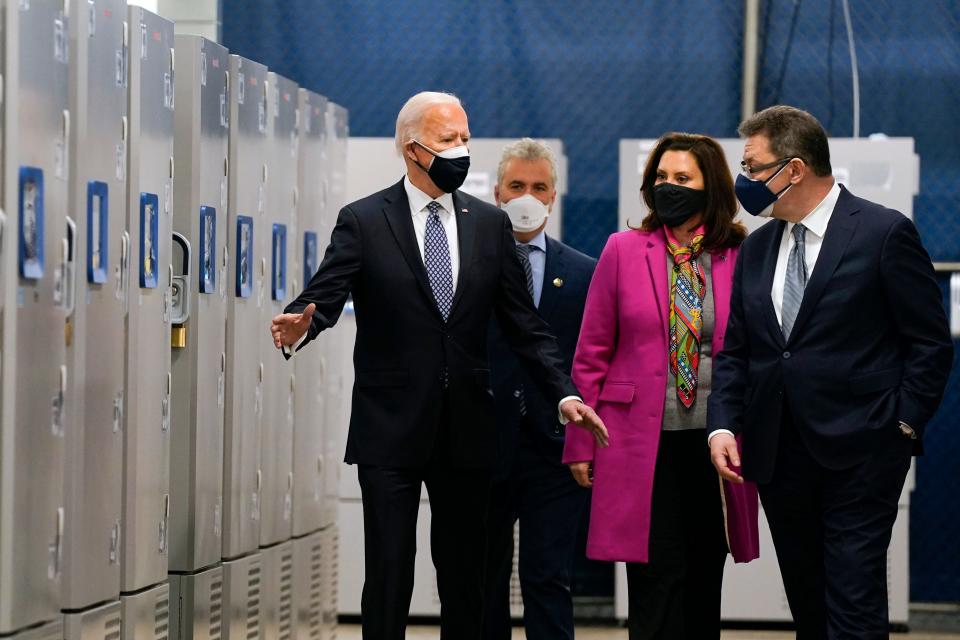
xmin=553 ymin=277 xmax=564 ymax=288
xmin=461 ymin=208 xmax=469 ymax=214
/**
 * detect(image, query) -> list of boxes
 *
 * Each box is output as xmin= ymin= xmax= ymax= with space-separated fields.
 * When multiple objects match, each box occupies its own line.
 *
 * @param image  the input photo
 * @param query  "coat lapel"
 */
xmin=537 ymin=235 xmax=565 ymax=321
xmin=709 ymin=246 xmax=735 ymax=351
xmin=787 ymin=187 xmax=860 ymax=343
xmin=645 ymin=229 xmax=669 ymax=341
xmin=760 ymin=220 xmax=787 ymax=347
xmin=381 ymin=179 xmax=442 ymax=319
xmin=447 ymin=190 xmax=477 ymax=319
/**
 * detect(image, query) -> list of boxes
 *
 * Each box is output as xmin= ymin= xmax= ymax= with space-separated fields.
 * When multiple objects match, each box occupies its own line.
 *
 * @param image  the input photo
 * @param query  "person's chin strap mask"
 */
xmin=411 ymin=140 xmax=471 ymax=193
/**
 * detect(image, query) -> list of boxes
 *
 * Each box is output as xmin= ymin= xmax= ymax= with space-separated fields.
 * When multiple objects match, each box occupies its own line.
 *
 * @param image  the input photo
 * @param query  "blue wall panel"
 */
xmin=223 ymin=0 xmax=960 ymax=602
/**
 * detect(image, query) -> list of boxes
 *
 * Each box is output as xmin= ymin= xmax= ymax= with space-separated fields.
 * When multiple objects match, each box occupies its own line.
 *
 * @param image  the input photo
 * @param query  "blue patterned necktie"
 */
xmin=781 ymin=223 xmax=808 ymax=340
xmin=424 ymin=201 xmax=454 ymax=321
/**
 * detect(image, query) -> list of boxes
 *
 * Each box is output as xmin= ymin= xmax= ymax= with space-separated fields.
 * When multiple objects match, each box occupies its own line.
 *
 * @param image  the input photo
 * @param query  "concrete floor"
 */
xmin=338 ymin=625 xmax=960 ymax=639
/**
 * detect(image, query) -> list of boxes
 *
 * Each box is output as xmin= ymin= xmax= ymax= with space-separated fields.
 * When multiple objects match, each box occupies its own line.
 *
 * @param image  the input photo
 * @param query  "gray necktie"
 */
xmin=514 ymin=243 xmax=536 ymax=416
xmin=781 ymin=223 xmax=808 ymax=340
xmin=515 ymin=243 xmax=535 ymax=300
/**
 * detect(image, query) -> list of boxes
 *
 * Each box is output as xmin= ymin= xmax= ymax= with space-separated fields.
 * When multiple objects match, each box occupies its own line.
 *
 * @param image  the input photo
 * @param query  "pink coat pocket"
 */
xmin=598 ymin=382 xmax=636 ymax=404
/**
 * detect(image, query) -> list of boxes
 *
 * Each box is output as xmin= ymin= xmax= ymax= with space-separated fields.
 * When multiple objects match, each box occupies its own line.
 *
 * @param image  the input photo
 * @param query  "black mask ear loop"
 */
xmin=409 ymin=140 xmax=435 ymax=175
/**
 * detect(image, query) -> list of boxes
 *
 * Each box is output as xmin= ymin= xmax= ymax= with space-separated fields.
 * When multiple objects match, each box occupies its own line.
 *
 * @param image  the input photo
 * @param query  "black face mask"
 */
xmin=652 ymin=183 xmax=707 ymax=228
xmin=412 ymin=140 xmax=471 ymax=193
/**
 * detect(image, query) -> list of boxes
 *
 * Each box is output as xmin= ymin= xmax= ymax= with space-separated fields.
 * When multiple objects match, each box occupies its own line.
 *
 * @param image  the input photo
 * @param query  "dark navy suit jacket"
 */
xmin=709 ymin=185 xmax=953 ymax=483
xmin=488 ymin=234 xmax=597 ymax=481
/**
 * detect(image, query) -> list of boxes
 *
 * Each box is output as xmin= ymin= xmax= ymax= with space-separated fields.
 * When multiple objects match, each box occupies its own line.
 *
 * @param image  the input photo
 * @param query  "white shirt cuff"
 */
xmin=707 ymin=428 xmax=735 ymax=445
xmin=557 ymin=395 xmax=583 ymax=424
xmin=281 ymin=335 xmax=308 ymax=358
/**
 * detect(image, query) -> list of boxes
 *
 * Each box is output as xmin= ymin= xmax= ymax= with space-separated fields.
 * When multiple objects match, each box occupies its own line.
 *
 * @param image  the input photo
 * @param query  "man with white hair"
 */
xmin=270 ymin=92 xmax=608 ymax=639
xmin=483 ymin=139 xmax=596 ymax=640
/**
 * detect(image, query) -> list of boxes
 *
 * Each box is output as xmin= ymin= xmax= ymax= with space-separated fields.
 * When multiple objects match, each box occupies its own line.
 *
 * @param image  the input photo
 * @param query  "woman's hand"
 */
xmin=568 ymin=461 xmax=594 ymax=488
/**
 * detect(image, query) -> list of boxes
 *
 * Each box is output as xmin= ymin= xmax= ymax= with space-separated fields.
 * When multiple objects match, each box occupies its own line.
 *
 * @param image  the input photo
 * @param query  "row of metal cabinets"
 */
xmin=0 ymin=1 xmax=348 ymax=637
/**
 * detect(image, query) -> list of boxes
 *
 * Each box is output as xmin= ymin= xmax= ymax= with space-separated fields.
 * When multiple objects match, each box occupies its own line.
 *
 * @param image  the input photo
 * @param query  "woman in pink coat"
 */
xmin=564 ymin=133 xmax=760 ymax=639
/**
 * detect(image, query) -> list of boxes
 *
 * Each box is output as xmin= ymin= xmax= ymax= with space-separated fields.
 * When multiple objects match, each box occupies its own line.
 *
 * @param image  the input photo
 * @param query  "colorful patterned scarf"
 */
xmin=665 ymin=225 xmax=707 ymax=408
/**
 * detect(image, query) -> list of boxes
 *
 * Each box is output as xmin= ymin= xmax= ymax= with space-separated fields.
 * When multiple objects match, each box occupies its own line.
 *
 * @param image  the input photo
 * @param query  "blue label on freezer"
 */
xmin=18 ymin=166 xmax=45 ymax=280
xmin=303 ymin=231 xmax=318 ymax=284
xmin=139 ymin=192 xmax=159 ymax=288
xmin=235 ymin=215 xmax=254 ymax=298
xmin=199 ymin=206 xmax=216 ymax=294
xmin=86 ymin=180 xmax=109 ymax=284
xmin=272 ymin=223 xmax=287 ymax=300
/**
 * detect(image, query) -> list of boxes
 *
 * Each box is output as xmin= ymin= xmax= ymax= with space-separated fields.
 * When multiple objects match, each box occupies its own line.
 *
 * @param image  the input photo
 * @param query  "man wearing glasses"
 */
xmin=708 ymin=105 xmax=953 ymax=639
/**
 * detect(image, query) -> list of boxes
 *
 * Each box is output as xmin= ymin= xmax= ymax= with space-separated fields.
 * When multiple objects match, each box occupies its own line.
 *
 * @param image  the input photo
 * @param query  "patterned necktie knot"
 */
xmin=792 ymin=223 xmax=807 ymax=245
xmin=426 ymin=200 xmax=442 ymax=216
xmin=667 ymin=234 xmax=704 ymax=267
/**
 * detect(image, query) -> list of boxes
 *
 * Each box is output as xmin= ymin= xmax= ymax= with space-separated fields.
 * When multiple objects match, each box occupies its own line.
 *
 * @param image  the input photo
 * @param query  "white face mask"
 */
xmin=500 ymin=193 xmax=550 ymax=232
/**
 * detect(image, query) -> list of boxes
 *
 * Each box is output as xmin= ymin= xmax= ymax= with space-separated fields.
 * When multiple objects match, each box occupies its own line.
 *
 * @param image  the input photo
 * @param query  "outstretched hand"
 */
xmin=561 ymin=399 xmax=609 ymax=447
xmin=271 ymin=303 xmax=316 ymax=349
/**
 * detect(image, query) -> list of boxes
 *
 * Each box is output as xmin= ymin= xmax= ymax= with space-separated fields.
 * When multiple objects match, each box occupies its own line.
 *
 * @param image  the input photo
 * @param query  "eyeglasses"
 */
xmin=740 ymin=157 xmax=792 ymax=177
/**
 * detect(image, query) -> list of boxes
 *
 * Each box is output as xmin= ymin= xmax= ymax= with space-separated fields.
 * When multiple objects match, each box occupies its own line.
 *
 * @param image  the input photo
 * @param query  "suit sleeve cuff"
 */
xmin=707 ymin=428 xmax=735 ymax=445
xmin=557 ymin=395 xmax=583 ymax=424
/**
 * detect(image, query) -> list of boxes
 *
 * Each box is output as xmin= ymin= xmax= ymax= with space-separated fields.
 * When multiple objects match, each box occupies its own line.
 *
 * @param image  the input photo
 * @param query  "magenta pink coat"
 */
xmin=563 ymin=228 xmax=760 ymax=564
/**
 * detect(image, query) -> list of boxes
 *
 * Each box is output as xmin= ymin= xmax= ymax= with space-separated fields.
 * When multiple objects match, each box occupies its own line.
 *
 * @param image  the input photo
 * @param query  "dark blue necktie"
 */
xmin=424 ymin=201 xmax=453 ymax=321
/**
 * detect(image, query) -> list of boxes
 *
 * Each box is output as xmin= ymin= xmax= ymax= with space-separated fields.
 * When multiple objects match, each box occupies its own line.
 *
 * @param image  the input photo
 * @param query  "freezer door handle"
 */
xmin=51 ymin=365 xmax=67 ymax=437
xmin=117 ymin=230 xmax=130 ymax=309
xmin=63 ymin=216 xmax=76 ymax=321
xmin=171 ymin=231 xmax=191 ymax=324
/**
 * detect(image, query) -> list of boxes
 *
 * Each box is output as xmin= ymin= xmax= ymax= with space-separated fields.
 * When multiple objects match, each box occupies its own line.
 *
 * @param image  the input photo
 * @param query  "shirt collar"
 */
xmin=404 ymin=175 xmax=454 ymax=216
xmin=790 ymin=181 xmax=841 ymax=239
xmin=517 ymin=230 xmax=547 ymax=253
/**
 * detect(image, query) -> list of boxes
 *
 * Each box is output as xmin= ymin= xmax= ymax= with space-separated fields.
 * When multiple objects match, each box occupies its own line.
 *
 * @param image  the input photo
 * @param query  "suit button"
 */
xmin=554 ymin=426 xmax=561 ymax=435
xmin=513 ymin=390 xmax=521 ymax=398
xmin=783 ymin=351 xmax=791 ymax=359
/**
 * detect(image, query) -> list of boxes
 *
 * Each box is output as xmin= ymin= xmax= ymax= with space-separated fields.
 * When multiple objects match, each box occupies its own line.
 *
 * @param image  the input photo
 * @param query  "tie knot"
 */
xmin=792 ymin=223 xmax=806 ymax=243
xmin=515 ymin=243 xmax=531 ymax=258
xmin=426 ymin=201 xmax=442 ymax=216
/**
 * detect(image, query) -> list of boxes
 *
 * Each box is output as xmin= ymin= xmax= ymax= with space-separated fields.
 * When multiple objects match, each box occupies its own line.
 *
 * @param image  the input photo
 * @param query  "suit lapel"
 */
xmin=761 ymin=220 xmax=787 ymax=347
xmin=381 ymin=179 xmax=442 ymax=319
xmin=447 ymin=190 xmax=477 ymax=319
xmin=787 ymin=188 xmax=860 ymax=343
xmin=537 ymin=236 xmax=564 ymax=321
xmin=645 ymin=230 xmax=669 ymax=341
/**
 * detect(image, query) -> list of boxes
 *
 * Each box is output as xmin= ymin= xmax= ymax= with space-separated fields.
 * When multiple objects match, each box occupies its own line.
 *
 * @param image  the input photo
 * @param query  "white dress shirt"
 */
xmin=771 ymin=182 xmax=841 ymax=324
xmin=708 ymin=182 xmax=841 ymax=445
xmin=404 ymin=176 xmax=459 ymax=292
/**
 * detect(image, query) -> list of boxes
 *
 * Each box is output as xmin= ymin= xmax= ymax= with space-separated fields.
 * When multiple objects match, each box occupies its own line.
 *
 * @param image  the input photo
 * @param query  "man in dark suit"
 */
xmin=482 ymin=139 xmax=596 ymax=640
xmin=269 ymin=92 xmax=608 ymax=640
xmin=708 ymin=105 xmax=953 ymax=639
